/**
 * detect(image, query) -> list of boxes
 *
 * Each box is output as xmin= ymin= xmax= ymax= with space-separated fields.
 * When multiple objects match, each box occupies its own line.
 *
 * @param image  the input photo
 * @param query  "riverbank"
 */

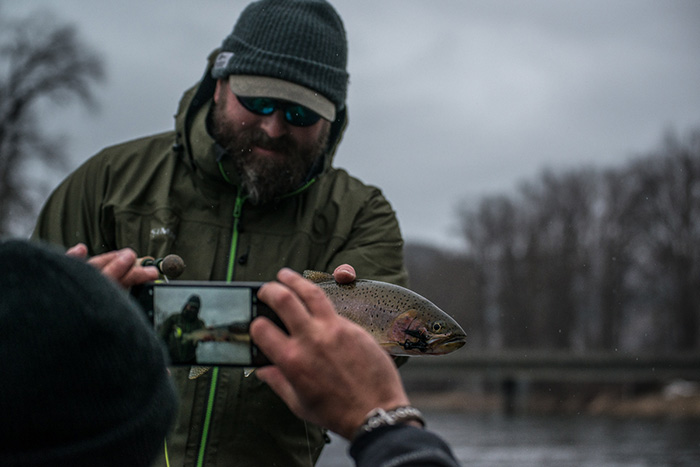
xmin=408 ymin=380 xmax=700 ymax=418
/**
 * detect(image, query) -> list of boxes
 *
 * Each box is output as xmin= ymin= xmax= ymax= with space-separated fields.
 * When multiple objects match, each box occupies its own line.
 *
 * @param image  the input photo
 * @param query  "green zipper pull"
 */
xmin=226 ymin=190 xmax=245 ymax=282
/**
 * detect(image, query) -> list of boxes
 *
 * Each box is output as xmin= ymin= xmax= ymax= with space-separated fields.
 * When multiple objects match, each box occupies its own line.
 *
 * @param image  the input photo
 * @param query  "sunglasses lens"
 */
xmin=236 ymin=95 xmax=322 ymax=127
xmin=238 ymin=96 xmax=276 ymax=115
xmin=285 ymin=105 xmax=321 ymax=127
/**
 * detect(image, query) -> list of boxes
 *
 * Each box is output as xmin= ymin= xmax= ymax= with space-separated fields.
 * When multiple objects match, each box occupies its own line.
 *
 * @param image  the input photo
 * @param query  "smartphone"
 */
xmin=132 ymin=281 xmax=285 ymax=366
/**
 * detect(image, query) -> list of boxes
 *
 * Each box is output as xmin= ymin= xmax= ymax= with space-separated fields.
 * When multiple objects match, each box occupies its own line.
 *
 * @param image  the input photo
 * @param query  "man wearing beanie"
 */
xmin=0 ymin=239 xmax=177 ymax=467
xmin=33 ymin=1 xmax=407 ymax=465
xmin=159 ymin=294 xmax=205 ymax=363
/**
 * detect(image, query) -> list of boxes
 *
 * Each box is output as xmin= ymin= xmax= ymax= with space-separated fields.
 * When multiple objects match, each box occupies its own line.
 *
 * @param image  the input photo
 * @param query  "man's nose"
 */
xmin=258 ymin=110 xmax=288 ymax=138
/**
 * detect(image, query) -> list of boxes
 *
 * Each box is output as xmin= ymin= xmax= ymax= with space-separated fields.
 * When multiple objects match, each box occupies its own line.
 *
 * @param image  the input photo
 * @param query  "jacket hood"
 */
xmin=173 ymin=49 xmax=348 ymax=191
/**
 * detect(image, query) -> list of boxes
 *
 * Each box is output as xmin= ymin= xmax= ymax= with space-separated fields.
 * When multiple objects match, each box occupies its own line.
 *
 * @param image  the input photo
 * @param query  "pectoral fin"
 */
xmin=188 ymin=366 xmax=255 ymax=379
xmin=188 ymin=366 xmax=211 ymax=380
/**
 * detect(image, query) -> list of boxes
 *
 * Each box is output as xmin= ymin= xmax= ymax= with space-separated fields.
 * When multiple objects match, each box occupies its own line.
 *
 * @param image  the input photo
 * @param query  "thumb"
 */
xmin=66 ymin=243 xmax=88 ymax=259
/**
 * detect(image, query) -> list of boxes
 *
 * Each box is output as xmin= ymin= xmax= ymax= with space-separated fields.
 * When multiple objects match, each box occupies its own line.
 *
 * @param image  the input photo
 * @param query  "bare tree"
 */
xmin=460 ymin=195 xmax=522 ymax=348
xmin=621 ymin=129 xmax=700 ymax=350
xmin=0 ymin=6 xmax=104 ymax=236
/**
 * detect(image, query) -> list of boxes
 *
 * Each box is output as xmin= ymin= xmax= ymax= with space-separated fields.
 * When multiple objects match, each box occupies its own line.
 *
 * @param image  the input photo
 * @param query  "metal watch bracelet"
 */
xmin=354 ymin=406 xmax=425 ymax=439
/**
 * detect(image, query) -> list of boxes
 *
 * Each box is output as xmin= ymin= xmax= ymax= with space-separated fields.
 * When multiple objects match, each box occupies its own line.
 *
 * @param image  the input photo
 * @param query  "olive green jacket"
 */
xmin=33 ymin=58 xmax=407 ymax=466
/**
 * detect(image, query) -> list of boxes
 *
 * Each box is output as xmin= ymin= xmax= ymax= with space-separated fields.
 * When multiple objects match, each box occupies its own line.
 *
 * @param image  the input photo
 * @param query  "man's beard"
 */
xmin=209 ymin=96 xmax=330 ymax=205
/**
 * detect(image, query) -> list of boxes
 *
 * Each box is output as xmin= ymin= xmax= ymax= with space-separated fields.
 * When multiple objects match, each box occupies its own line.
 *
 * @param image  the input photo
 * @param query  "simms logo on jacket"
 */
xmin=150 ymin=227 xmax=176 ymax=240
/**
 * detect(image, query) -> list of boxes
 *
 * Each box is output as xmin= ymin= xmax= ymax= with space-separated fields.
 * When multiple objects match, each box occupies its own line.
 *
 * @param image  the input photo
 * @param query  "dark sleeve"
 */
xmin=158 ymin=315 xmax=174 ymax=341
xmin=31 ymin=152 xmax=113 ymax=254
xmin=329 ymin=189 xmax=408 ymax=287
xmin=349 ymin=425 xmax=461 ymax=467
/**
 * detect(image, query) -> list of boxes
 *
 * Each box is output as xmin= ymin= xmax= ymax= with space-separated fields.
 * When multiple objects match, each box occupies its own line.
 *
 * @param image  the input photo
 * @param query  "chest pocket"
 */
xmin=114 ymin=209 xmax=180 ymax=258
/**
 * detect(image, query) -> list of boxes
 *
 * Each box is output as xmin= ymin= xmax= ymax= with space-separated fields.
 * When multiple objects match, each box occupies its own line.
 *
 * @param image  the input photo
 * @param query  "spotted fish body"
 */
xmin=304 ymin=271 xmax=466 ymax=356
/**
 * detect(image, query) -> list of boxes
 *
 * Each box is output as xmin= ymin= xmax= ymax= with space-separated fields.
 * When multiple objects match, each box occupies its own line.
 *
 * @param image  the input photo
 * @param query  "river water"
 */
xmin=317 ymin=410 xmax=700 ymax=466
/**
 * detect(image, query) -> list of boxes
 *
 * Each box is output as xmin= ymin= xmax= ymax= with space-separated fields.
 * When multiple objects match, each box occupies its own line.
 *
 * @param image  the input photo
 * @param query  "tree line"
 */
xmin=406 ymin=128 xmax=700 ymax=353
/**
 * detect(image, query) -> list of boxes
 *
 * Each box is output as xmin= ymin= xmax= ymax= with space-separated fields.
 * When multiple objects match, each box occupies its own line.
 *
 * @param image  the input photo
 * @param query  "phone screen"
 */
xmin=135 ymin=282 xmax=273 ymax=366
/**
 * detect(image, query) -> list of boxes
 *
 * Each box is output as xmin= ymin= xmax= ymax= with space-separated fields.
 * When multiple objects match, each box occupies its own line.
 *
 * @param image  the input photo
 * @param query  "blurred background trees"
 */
xmin=407 ymin=128 xmax=700 ymax=353
xmin=0 ymin=4 xmax=103 ymax=236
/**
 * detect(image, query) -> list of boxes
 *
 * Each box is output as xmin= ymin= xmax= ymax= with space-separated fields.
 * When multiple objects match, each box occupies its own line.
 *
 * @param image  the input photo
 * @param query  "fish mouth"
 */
xmin=383 ymin=333 xmax=466 ymax=356
xmin=425 ymin=334 xmax=466 ymax=354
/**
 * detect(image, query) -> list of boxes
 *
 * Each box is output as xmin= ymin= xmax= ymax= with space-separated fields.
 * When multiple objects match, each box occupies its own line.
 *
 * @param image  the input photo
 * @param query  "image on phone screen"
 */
xmin=153 ymin=285 xmax=254 ymax=366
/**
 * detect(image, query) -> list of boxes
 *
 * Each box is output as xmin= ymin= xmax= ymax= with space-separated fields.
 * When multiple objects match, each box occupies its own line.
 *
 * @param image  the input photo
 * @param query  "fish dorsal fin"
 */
xmin=303 ymin=270 xmax=334 ymax=283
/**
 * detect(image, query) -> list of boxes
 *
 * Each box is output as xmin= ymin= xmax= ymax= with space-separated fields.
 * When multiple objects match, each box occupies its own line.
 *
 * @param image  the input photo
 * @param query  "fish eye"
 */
xmin=432 ymin=322 xmax=442 ymax=333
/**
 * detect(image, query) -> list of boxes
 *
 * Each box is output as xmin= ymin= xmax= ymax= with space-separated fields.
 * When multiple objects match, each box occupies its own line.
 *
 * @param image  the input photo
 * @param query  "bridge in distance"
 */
xmin=400 ymin=350 xmax=700 ymax=385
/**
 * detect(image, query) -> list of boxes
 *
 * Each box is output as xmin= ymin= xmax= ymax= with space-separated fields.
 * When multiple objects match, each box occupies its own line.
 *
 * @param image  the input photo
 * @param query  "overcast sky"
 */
xmin=5 ymin=0 xmax=700 ymax=250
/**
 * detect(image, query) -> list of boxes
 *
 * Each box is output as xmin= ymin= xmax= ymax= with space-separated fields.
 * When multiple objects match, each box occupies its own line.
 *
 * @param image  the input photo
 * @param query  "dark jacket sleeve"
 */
xmin=328 ymin=187 xmax=409 ymax=287
xmin=31 ymin=152 xmax=113 ymax=254
xmin=349 ymin=425 xmax=461 ymax=467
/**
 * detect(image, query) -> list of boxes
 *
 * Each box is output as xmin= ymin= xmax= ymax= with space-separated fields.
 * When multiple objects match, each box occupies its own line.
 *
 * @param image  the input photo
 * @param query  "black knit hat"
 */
xmin=211 ymin=0 xmax=349 ymax=121
xmin=0 ymin=240 xmax=177 ymax=467
xmin=186 ymin=294 xmax=201 ymax=309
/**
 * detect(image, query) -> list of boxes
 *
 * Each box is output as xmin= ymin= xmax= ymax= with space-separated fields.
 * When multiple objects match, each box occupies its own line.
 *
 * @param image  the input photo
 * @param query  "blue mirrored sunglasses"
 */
xmin=236 ymin=95 xmax=322 ymax=127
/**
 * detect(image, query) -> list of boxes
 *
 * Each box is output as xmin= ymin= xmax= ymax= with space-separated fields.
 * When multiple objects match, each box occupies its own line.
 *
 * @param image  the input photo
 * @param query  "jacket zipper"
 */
xmin=195 ymin=166 xmax=314 ymax=464
xmin=226 ymin=192 xmax=245 ymax=281
xmin=196 ymin=187 xmax=245 ymax=467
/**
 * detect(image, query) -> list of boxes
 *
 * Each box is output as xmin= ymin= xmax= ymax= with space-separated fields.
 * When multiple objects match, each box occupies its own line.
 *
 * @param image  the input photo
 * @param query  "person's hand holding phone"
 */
xmin=251 ymin=268 xmax=411 ymax=440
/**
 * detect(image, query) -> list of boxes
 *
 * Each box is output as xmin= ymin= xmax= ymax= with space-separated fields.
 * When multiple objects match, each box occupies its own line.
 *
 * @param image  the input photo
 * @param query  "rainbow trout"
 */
xmin=304 ymin=271 xmax=466 ymax=356
xmin=187 ymin=272 xmax=466 ymax=379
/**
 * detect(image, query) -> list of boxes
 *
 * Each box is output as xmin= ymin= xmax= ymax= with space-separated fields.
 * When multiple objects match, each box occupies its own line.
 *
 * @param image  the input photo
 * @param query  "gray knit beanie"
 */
xmin=0 ymin=240 xmax=177 ymax=467
xmin=211 ymin=0 xmax=349 ymax=119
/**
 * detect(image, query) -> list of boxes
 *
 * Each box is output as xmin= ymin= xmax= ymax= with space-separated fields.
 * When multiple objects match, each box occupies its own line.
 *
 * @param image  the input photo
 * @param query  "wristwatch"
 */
xmin=354 ymin=406 xmax=425 ymax=439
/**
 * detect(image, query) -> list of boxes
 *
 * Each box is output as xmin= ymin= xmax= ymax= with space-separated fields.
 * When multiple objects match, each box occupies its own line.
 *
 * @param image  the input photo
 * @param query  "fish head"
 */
xmin=313 ymin=275 xmax=467 ymax=357
xmin=385 ymin=308 xmax=466 ymax=356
